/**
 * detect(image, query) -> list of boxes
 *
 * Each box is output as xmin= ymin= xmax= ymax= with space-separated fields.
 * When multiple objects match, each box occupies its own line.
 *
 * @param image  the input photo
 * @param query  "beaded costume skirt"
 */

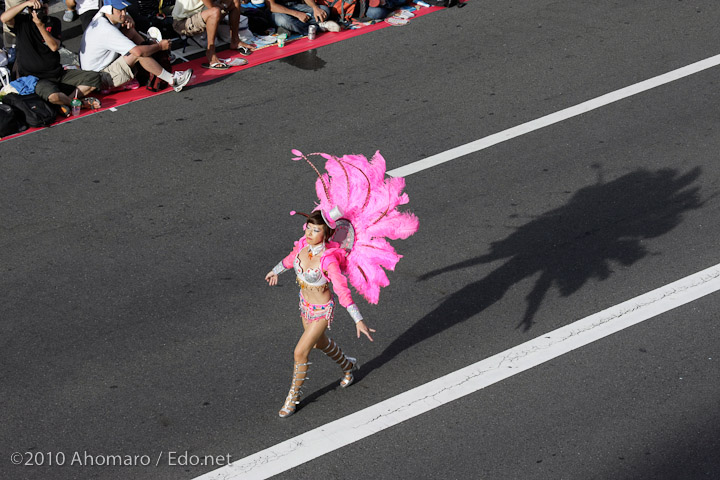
xmin=298 ymin=291 xmax=335 ymax=328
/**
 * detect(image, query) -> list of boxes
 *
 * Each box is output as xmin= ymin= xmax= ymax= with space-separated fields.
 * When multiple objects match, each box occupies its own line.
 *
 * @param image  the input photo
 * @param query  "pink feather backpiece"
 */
xmin=291 ymin=150 xmax=419 ymax=304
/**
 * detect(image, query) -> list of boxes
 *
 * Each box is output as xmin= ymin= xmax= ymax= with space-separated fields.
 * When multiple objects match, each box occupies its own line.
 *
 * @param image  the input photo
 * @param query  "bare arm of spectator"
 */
xmin=304 ymin=0 xmax=328 ymax=22
xmin=115 ymin=12 xmax=170 ymax=57
xmin=128 ymin=39 xmax=171 ymax=57
xmin=119 ymin=12 xmax=135 ymax=32
xmin=32 ymin=8 xmax=59 ymax=50
xmin=266 ymin=0 xmax=312 ymax=22
xmin=119 ymin=16 xmax=146 ymax=44
xmin=1 ymin=0 xmax=40 ymax=27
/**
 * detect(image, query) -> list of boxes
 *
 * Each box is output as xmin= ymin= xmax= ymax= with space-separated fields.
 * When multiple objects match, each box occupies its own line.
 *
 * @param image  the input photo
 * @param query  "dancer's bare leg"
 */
xmin=278 ymin=318 xmax=328 ymax=417
xmin=316 ymin=333 xmax=356 ymax=387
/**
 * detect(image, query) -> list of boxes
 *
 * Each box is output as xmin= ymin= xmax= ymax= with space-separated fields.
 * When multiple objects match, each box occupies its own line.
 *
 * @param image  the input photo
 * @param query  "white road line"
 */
xmin=386 ymin=53 xmax=720 ymax=178
xmin=193 ymin=263 xmax=720 ymax=480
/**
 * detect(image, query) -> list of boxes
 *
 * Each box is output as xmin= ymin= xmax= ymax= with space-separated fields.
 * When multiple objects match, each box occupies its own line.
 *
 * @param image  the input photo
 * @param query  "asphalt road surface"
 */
xmin=2 ymin=1 xmax=720 ymax=479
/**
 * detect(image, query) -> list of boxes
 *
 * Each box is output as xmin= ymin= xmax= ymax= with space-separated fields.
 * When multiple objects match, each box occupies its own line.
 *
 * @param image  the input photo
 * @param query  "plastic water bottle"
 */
xmin=7 ymin=45 xmax=16 ymax=64
xmin=71 ymin=93 xmax=81 ymax=116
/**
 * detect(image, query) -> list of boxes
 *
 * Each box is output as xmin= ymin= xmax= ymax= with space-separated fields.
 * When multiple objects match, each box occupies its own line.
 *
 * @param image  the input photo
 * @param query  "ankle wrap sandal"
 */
xmin=339 ymin=356 xmax=357 ymax=388
xmin=278 ymin=361 xmax=311 ymax=418
xmin=320 ymin=340 xmax=357 ymax=388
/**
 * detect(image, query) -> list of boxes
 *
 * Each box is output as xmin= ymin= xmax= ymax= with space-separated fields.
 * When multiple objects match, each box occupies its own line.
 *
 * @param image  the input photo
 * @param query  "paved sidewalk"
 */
xmin=49 ymin=0 xmax=66 ymax=14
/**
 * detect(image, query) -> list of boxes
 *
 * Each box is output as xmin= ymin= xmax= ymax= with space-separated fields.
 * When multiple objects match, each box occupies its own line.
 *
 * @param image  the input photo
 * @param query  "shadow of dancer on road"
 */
xmin=356 ymin=166 xmax=705 ymax=380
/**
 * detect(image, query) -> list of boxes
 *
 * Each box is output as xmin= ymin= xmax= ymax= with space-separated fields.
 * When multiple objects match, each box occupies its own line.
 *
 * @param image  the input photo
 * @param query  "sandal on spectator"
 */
xmin=81 ymin=97 xmax=101 ymax=110
xmin=230 ymin=46 xmax=252 ymax=56
xmin=219 ymin=58 xmax=248 ymax=67
xmin=202 ymin=62 xmax=230 ymax=70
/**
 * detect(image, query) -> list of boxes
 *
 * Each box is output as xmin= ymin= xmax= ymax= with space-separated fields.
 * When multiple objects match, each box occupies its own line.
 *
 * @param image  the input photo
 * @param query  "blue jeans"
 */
xmin=271 ymin=3 xmax=330 ymax=35
xmin=366 ymin=0 xmax=407 ymax=19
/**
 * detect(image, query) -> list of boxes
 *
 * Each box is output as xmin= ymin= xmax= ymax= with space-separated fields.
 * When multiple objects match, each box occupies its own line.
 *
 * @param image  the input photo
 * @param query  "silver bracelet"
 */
xmin=346 ymin=304 xmax=363 ymax=323
xmin=272 ymin=262 xmax=287 ymax=275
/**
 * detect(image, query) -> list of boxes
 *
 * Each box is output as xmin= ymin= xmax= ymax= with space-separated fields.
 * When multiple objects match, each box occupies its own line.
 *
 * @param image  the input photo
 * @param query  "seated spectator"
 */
xmin=266 ymin=0 xmax=340 ymax=37
xmin=127 ymin=0 xmax=178 ymax=40
xmin=64 ymin=0 xmax=101 ymax=30
xmin=1 ymin=0 xmax=103 ymax=114
xmin=171 ymin=0 xmax=255 ymax=70
xmin=365 ymin=0 xmax=408 ymax=20
xmin=79 ymin=0 xmax=192 ymax=92
xmin=241 ymin=0 xmax=274 ymax=36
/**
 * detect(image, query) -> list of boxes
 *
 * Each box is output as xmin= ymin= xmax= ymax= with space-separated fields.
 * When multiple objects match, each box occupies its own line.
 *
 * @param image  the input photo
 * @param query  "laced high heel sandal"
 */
xmin=320 ymin=339 xmax=357 ymax=388
xmin=339 ymin=356 xmax=357 ymax=388
xmin=278 ymin=362 xmax=311 ymax=418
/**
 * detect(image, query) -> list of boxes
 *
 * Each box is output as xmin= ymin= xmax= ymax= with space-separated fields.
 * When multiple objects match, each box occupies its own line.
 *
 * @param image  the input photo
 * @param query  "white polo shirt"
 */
xmin=79 ymin=6 xmax=137 ymax=72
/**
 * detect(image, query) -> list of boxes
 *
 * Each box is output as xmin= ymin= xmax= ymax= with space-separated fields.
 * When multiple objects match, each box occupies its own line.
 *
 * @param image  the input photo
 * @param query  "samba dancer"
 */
xmin=266 ymin=150 xmax=418 ymax=418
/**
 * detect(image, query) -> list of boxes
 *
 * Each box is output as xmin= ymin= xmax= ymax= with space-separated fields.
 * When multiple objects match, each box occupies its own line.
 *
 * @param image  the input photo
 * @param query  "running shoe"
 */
xmin=172 ymin=69 xmax=193 ymax=92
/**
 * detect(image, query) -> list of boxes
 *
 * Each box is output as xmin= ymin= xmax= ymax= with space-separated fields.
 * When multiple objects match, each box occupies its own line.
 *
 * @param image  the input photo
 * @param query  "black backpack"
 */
xmin=147 ymin=49 xmax=173 ymax=92
xmin=134 ymin=42 xmax=174 ymax=92
xmin=2 ymin=93 xmax=57 ymax=128
xmin=0 ymin=103 xmax=27 ymax=138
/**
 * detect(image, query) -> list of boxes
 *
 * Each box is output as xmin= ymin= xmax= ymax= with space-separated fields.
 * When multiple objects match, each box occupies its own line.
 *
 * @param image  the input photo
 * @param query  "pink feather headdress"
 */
xmin=291 ymin=149 xmax=419 ymax=304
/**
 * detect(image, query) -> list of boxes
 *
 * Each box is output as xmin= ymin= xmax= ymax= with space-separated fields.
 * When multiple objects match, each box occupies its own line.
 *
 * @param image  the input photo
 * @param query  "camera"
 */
xmin=21 ymin=6 xmax=45 ymax=13
xmin=21 ymin=5 xmax=47 ymax=20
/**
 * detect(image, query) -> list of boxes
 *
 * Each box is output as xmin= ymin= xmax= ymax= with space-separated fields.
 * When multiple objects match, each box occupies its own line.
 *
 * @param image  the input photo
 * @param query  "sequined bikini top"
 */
xmin=294 ymin=255 xmax=329 ymax=287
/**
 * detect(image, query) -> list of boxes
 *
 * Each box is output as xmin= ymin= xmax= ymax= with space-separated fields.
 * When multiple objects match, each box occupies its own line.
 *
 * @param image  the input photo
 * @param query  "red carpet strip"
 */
xmin=1 ymin=6 xmax=443 ymax=142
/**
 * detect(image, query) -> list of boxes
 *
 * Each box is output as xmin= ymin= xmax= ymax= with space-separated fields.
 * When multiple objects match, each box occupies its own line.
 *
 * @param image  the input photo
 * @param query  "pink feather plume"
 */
xmin=298 ymin=150 xmax=419 ymax=304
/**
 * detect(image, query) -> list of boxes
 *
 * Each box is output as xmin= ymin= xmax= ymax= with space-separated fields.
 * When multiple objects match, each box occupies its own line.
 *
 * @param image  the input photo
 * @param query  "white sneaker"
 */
xmin=317 ymin=20 xmax=341 ymax=32
xmin=172 ymin=69 xmax=193 ymax=92
xmin=62 ymin=10 xmax=76 ymax=22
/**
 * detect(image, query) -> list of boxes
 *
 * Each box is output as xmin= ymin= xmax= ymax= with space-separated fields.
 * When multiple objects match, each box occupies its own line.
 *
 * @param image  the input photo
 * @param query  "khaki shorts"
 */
xmin=173 ymin=11 xmax=206 ymax=37
xmin=100 ymin=55 xmax=134 ymax=89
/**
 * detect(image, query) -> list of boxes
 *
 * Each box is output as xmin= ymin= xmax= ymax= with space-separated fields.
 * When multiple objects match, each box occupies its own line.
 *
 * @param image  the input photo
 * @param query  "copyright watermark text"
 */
xmin=10 ymin=451 xmax=232 ymax=468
